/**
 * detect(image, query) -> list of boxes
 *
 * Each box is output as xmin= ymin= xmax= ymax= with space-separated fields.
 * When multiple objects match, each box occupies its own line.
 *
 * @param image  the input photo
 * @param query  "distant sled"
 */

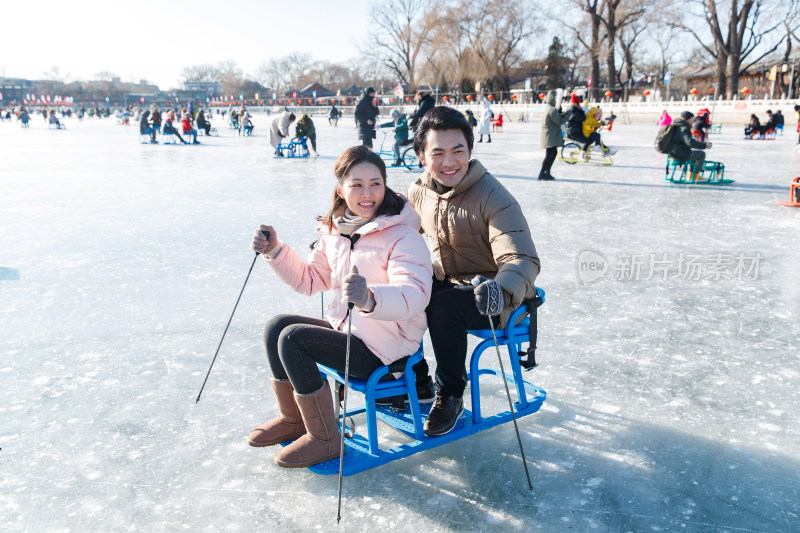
xmin=275 ymin=137 xmax=310 ymax=158
xmin=776 ymin=177 xmax=800 ymax=207
xmin=282 ymin=288 xmax=547 ymax=476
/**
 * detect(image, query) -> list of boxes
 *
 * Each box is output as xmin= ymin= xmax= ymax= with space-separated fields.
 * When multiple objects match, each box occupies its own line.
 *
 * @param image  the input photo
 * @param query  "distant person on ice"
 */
xmin=477 ymin=100 xmax=492 ymax=143
xmin=670 ymin=111 xmax=712 ymax=179
xmin=407 ymin=89 xmax=435 ymax=132
xmin=538 ymin=89 xmax=566 ymax=180
xmin=269 ymin=110 xmax=296 ymax=156
xmin=354 ymin=86 xmax=379 ymax=148
xmin=196 ymin=105 xmax=212 ymax=136
xmin=247 ymin=145 xmax=432 ymax=468
xmin=405 ymin=106 xmax=540 ymax=437
xmin=163 ymin=110 xmax=188 ymax=144
xmin=657 ymin=110 xmax=672 ymax=128
xmin=139 ymin=110 xmax=157 ymax=143
xmin=295 ymin=113 xmax=318 ymax=156
xmin=328 ymin=105 xmax=340 ymax=126
xmin=379 ymin=109 xmax=409 ymax=166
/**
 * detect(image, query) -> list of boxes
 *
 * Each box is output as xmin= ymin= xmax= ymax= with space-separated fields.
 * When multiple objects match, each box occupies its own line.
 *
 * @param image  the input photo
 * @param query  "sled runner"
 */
xmin=286 ymin=288 xmax=547 ymax=476
xmin=558 ymin=143 xmax=613 ymax=165
xmin=776 ymin=177 xmax=800 ymax=207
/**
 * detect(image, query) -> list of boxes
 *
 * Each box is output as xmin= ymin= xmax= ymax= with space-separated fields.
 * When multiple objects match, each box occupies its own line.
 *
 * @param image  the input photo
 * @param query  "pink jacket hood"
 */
xmin=265 ymin=199 xmax=432 ymax=365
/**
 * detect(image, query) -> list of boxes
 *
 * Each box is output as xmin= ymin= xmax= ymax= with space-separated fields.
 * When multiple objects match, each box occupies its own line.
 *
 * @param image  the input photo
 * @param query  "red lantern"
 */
xmin=405 ymin=97 xmax=411 ymax=102
xmin=643 ymin=90 xmax=651 ymax=96
xmin=466 ymin=95 xmax=472 ymax=101
xmin=740 ymin=87 xmax=750 ymax=95
xmin=689 ymin=88 xmax=698 ymax=95
xmin=390 ymin=97 xmax=395 ymax=102
xmin=330 ymin=99 xmax=335 ymax=104
xmin=488 ymin=94 xmax=494 ymax=100
xmin=511 ymin=94 xmax=517 ymax=100
xmin=443 ymin=96 xmax=449 ymax=101
xmin=604 ymin=91 xmax=613 ymax=97
xmin=538 ymin=93 xmax=545 ymax=99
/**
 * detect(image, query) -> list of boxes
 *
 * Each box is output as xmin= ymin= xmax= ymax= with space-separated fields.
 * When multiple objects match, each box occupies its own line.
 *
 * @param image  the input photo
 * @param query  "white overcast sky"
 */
xmin=2 ymin=0 xmax=370 ymax=90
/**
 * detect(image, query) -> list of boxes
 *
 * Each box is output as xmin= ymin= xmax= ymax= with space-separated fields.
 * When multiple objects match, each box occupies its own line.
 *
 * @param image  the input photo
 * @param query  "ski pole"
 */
xmin=336 ymin=266 xmax=357 ymax=523
xmin=487 ymin=315 xmax=534 ymax=492
xmin=195 ymin=230 xmax=269 ymax=404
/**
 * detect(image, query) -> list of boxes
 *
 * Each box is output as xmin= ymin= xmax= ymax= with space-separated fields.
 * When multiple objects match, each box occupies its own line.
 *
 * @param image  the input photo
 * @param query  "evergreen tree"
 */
xmin=545 ymin=37 xmax=567 ymax=90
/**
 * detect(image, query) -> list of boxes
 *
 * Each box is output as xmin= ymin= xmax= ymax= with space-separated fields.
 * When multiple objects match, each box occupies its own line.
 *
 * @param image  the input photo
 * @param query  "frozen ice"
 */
xmin=1 ymin=111 xmax=799 ymax=531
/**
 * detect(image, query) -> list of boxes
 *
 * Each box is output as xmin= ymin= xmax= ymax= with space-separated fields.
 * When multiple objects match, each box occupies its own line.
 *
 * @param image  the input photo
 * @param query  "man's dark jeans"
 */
xmin=414 ymin=277 xmax=499 ymax=398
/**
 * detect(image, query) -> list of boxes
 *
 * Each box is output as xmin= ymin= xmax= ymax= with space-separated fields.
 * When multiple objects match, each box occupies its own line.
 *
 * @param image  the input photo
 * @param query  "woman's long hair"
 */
xmin=319 ymin=145 xmax=405 ymax=232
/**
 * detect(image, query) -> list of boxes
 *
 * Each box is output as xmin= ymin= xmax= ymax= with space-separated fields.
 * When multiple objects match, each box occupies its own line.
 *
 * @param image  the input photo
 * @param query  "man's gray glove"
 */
xmin=342 ymin=265 xmax=375 ymax=311
xmin=471 ymin=275 xmax=507 ymax=316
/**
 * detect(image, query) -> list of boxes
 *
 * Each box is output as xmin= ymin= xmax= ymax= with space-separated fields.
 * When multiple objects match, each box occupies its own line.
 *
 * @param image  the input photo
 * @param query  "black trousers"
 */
xmin=414 ymin=277 xmax=499 ymax=398
xmin=264 ymin=314 xmax=384 ymax=394
xmin=540 ymin=146 xmax=557 ymax=175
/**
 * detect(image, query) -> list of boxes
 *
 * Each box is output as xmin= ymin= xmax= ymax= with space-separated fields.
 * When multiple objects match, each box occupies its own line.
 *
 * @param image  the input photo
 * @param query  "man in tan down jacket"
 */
xmin=405 ymin=106 xmax=541 ymax=437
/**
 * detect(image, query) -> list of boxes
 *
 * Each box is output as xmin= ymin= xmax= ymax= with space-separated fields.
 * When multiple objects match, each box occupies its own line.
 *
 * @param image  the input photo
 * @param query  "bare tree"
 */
xmin=457 ymin=0 xmax=538 ymax=93
xmin=216 ymin=60 xmax=243 ymax=96
xmin=366 ymin=0 xmax=444 ymax=89
xmin=180 ymin=64 xmax=220 ymax=84
xmin=675 ymin=0 xmax=785 ymax=98
xmin=599 ymin=0 xmax=646 ymax=91
xmin=552 ymin=0 xmax=604 ymax=99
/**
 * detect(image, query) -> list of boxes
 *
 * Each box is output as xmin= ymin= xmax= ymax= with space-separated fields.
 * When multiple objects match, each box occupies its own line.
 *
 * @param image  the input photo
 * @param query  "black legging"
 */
xmin=264 ymin=314 xmax=385 ymax=394
xmin=540 ymin=147 xmax=557 ymax=175
xmin=163 ymin=123 xmax=186 ymax=143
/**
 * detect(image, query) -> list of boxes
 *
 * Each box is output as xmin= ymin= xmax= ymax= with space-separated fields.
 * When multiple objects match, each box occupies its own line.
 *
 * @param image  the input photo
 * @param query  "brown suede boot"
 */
xmin=248 ymin=379 xmax=306 ymax=447
xmin=274 ymin=381 xmax=342 ymax=468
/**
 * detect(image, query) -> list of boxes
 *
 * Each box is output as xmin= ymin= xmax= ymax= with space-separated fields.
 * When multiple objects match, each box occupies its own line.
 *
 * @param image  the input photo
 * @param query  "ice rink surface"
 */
xmin=1 ymin=110 xmax=799 ymax=532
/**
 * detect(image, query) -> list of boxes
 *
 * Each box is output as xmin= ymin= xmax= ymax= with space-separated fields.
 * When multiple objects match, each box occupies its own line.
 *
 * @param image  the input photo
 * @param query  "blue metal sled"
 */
xmin=282 ymin=288 xmax=547 ymax=476
xmin=275 ymin=137 xmax=310 ymax=158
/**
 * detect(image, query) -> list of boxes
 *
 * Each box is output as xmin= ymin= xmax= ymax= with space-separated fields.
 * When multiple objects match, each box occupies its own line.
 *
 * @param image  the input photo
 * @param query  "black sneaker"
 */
xmin=376 ymin=375 xmax=435 ymax=407
xmin=423 ymin=392 xmax=464 ymax=437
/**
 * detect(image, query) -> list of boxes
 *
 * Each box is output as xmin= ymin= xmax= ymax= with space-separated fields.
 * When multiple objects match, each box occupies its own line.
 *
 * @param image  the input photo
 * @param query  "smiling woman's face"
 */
xmin=337 ymin=162 xmax=385 ymax=218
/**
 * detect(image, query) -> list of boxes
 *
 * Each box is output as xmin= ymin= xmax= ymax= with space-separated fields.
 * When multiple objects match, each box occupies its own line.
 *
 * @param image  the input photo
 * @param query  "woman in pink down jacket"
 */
xmin=248 ymin=145 xmax=432 ymax=469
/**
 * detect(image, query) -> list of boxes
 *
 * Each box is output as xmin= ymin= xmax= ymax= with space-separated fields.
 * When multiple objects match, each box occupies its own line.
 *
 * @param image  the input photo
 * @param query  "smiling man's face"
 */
xmin=419 ymin=128 xmax=472 ymax=188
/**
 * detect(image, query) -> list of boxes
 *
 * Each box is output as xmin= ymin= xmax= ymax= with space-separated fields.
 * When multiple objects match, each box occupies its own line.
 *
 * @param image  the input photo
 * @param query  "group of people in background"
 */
xmin=537 ymin=91 xmax=617 ymax=180
xmin=744 ymin=109 xmax=784 ymax=138
xmin=137 ymin=103 xmax=210 ymax=144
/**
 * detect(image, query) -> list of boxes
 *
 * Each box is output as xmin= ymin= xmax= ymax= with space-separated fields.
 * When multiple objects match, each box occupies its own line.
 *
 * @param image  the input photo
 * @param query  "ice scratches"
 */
xmin=397 ymin=472 xmax=524 ymax=529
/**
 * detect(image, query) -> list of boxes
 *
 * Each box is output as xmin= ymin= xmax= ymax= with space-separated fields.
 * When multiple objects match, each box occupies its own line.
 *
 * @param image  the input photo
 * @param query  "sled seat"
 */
xmin=666 ymin=157 xmax=699 ymax=182
xmin=162 ymin=131 xmax=177 ymax=144
xmin=316 ymin=345 xmax=425 ymax=455
xmin=466 ymin=287 xmax=545 ymax=423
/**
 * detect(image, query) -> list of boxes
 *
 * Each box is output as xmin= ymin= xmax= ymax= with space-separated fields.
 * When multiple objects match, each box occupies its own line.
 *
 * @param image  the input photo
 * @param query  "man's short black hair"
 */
xmin=413 ymin=106 xmax=474 ymax=155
